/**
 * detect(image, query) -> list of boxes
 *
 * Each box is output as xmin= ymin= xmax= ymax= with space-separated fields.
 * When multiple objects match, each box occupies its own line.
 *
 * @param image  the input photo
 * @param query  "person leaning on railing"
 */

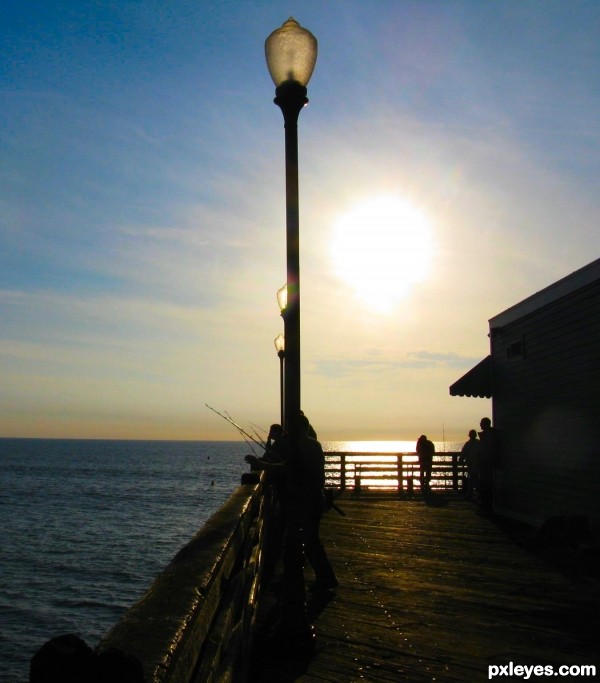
xmin=245 ymin=413 xmax=338 ymax=592
xmin=245 ymin=424 xmax=288 ymax=560
xmin=416 ymin=434 xmax=435 ymax=492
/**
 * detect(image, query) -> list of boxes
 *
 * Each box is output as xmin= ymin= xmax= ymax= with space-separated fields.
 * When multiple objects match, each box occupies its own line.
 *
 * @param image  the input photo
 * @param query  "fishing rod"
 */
xmin=205 ymin=404 xmax=267 ymax=456
xmin=225 ymin=410 xmax=266 ymax=449
xmin=238 ymin=430 xmax=260 ymax=457
xmin=225 ymin=418 xmax=259 ymax=456
xmin=207 ymin=404 xmax=347 ymax=516
xmin=250 ymin=422 xmax=268 ymax=437
xmin=249 ymin=427 xmax=266 ymax=450
xmin=249 ymin=423 xmax=268 ymax=447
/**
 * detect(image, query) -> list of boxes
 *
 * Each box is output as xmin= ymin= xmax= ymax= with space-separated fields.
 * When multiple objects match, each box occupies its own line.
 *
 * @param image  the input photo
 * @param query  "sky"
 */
xmin=1 ymin=1 xmax=599 ymax=443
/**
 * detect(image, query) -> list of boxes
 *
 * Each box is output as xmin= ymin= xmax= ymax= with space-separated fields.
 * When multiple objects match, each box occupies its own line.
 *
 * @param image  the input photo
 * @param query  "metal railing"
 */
xmin=325 ymin=452 xmax=465 ymax=494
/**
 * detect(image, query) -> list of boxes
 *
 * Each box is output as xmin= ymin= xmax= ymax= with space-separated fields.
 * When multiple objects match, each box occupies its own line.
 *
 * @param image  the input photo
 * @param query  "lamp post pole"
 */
xmin=279 ymin=83 xmax=302 ymax=441
xmin=265 ymin=17 xmax=318 ymax=642
xmin=274 ymin=333 xmax=285 ymax=426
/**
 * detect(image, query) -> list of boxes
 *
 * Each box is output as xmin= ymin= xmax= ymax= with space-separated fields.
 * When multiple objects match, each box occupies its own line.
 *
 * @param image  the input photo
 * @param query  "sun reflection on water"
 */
xmin=324 ymin=440 xmax=416 ymax=454
xmin=323 ymin=440 xmax=461 ymax=454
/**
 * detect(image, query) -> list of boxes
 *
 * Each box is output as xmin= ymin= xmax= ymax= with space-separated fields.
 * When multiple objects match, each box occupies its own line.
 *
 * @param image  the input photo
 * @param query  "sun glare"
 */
xmin=330 ymin=195 xmax=434 ymax=313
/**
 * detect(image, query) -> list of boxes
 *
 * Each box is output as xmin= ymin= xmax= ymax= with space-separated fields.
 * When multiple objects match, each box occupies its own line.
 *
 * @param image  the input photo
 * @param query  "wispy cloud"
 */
xmin=311 ymin=350 xmax=481 ymax=379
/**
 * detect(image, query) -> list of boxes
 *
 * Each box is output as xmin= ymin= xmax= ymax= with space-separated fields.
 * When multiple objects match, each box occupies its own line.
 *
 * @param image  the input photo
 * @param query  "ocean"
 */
xmin=0 ymin=437 xmax=460 ymax=682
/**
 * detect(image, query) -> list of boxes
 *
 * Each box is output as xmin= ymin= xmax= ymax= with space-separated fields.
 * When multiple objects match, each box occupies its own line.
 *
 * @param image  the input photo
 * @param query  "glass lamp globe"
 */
xmin=274 ymin=334 xmax=285 ymax=355
xmin=277 ymin=284 xmax=288 ymax=313
xmin=265 ymin=17 xmax=318 ymax=87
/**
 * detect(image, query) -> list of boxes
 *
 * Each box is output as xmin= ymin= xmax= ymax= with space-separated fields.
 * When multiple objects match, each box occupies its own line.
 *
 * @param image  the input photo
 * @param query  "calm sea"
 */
xmin=0 ymin=437 xmax=459 ymax=682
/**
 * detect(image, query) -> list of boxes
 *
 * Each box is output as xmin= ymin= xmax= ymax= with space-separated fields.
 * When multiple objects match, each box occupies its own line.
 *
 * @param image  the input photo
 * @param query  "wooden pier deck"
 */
xmin=248 ymin=493 xmax=599 ymax=682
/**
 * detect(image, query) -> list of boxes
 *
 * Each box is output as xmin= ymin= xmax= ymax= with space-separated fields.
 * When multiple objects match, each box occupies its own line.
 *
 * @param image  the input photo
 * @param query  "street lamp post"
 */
xmin=274 ymin=333 xmax=285 ymax=426
xmin=265 ymin=17 xmax=318 ymax=643
xmin=266 ymin=18 xmax=317 ymax=441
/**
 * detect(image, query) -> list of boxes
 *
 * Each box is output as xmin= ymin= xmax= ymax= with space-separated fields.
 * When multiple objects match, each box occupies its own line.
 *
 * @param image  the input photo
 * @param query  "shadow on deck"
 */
xmin=248 ymin=493 xmax=600 ymax=682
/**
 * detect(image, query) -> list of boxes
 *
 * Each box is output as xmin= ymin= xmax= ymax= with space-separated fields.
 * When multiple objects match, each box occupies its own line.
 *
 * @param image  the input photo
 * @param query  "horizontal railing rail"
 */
xmin=325 ymin=452 xmax=466 ymax=495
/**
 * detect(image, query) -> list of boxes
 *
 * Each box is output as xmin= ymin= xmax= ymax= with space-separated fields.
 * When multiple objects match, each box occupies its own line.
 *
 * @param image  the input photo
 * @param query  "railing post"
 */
xmin=452 ymin=453 xmax=459 ymax=491
xmin=340 ymin=453 xmax=346 ymax=492
xmin=406 ymin=458 xmax=414 ymax=496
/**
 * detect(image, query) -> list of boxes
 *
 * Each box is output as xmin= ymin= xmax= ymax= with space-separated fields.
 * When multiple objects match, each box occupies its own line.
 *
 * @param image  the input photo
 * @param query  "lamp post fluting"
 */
xmin=265 ymin=17 xmax=318 ymax=642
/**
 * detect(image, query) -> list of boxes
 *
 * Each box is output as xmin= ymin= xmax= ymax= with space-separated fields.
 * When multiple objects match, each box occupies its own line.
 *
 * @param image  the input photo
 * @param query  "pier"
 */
xmin=31 ymin=455 xmax=599 ymax=682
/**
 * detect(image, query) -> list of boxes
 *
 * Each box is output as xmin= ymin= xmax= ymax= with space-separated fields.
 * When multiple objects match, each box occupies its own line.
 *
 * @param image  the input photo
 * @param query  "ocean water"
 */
xmin=0 ymin=437 xmax=460 ymax=682
xmin=0 ymin=438 xmax=248 ymax=683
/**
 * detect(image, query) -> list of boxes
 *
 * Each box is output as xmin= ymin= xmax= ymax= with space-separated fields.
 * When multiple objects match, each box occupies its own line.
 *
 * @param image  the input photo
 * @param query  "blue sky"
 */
xmin=1 ymin=1 xmax=599 ymax=441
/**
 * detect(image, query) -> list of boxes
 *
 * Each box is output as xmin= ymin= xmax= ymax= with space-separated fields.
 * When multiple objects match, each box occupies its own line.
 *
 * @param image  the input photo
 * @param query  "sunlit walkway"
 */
xmin=249 ymin=493 xmax=599 ymax=682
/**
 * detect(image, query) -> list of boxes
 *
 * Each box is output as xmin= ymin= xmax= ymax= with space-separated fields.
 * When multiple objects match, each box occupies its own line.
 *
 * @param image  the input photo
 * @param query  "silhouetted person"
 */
xmin=460 ymin=429 xmax=480 ymax=500
xmin=263 ymin=423 xmax=286 ymax=463
xmin=287 ymin=413 xmax=337 ymax=592
xmin=245 ymin=424 xmax=286 ymax=479
xmin=245 ymin=424 xmax=288 ymax=571
xmin=416 ymin=435 xmax=435 ymax=492
xmin=245 ymin=414 xmax=337 ymax=593
xmin=478 ymin=417 xmax=499 ymax=513
xmin=262 ymin=424 xmax=287 ymax=511
xmin=30 ymin=636 xmax=144 ymax=683
xmin=30 ymin=635 xmax=95 ymax=683
xmin=299 ymin=410 xmax=317 ymax=439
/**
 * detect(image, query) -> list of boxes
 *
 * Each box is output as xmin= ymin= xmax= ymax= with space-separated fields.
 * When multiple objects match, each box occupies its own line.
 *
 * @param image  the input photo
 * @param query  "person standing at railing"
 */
xmin=287 ymin=413 xmax=338 ymax=592
xmin=245 ymin=414 xmax=337 ymax=592
xmin=460 ymin=429 xmax=480 ymax=500
xmin=416 ymin=435 xmax=435 ymax=492
xmin=245 ymin=424 xmax=288 ymax=573
xmin=479 ymin=417 xmax=499 ymax=514
xmin=245 ymin=423 xmax=287 ymax=493
xmin=300 ymin=409 xmax=317 ymax=439
xmin=263 ymin=423 xmax=286 ymax=463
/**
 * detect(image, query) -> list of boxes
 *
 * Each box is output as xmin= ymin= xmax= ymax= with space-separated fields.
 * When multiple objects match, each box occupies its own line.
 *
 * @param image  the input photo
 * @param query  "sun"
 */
xmin=330 ymin=195 xmax=434 ymax=313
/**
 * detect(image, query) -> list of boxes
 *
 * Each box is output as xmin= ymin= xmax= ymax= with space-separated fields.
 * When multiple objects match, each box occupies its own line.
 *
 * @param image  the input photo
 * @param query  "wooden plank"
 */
xmin=248 ymin=495 xmax=599 ymax=682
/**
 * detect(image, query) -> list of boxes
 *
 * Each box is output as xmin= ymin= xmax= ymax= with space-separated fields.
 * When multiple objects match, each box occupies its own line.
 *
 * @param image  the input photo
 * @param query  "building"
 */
xmin=450 ymin=259 xmax=600 ymax=532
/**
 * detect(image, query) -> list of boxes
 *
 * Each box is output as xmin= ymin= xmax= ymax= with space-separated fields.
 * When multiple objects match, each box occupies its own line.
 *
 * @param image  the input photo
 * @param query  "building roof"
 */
xmin=490 ymin=258 xmax=600 ymax=329
xmin=450 ymin=259 xmax=600 ymax=401
xmin=449 ymin=355 xmax=492 ymax=398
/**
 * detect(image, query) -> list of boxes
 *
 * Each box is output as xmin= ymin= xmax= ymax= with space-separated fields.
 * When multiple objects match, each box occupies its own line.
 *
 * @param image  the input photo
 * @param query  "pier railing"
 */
xmin=325 ymin=451 xmax=465 ymax=494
